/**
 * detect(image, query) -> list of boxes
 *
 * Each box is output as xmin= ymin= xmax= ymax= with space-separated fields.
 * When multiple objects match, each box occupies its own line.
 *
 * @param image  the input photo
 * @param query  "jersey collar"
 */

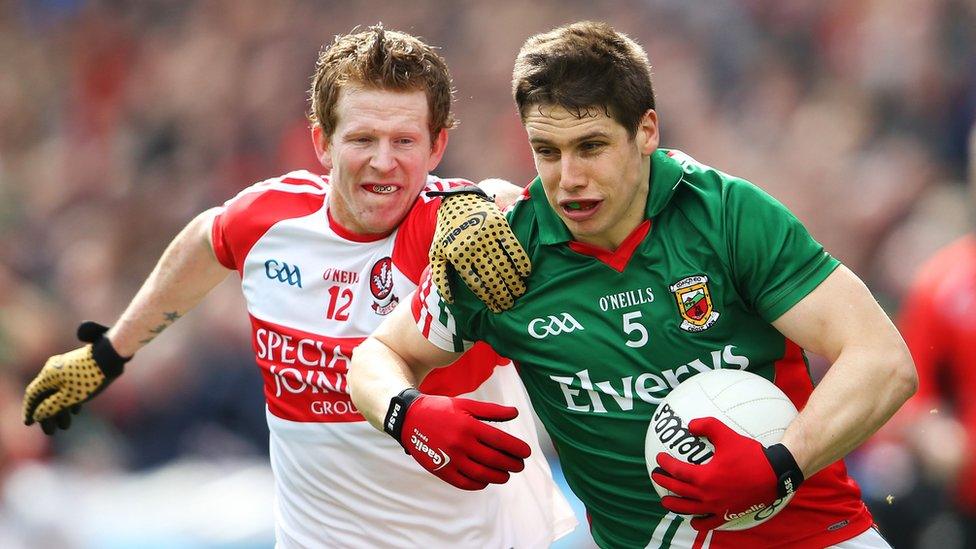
xmin=531 ymin=148 xmax=685 ymax=245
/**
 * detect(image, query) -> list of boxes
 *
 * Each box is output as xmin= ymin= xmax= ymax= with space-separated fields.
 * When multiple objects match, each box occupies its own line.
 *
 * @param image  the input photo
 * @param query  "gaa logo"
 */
xmin=527 ymin=313 xmax=585 ymax=339
xmin=265 ymin=259 xmax=302 ymax=288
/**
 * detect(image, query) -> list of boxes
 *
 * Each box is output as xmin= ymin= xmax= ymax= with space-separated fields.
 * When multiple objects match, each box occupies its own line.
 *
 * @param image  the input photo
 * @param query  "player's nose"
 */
xmin=559 ymin=157 xmax=586 ymax=191
xmin=369 ymin=140 xmax=397 ymax=173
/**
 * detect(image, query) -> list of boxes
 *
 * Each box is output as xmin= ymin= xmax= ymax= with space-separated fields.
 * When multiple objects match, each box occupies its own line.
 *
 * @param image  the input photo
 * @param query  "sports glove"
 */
xmin=384 ymin=388 xmax=531 ymax=490
xmin=23 ymin=321 xmax=129 ymax=435
xmin=651 ymin=417 xmax=804 ymax=531
xmin=427 ymin=187 xmax=531 ymax=313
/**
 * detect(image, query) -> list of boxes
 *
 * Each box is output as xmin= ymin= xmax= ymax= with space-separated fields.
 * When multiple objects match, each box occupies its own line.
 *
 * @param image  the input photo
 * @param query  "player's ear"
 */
xmin=312 ymin=124 xmax=334 ymax=171
xmin=635 ymin=109 xmax=659 ymax=156
xmin=426 ymin=128 xmax=449 ymax=172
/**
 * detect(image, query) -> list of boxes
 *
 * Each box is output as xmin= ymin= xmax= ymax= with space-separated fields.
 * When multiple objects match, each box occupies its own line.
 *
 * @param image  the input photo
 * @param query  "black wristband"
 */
xmin=77 ymin=321 xmax=129 ymax=379
xmin=425 ymin=185 xmax=490 ymax=201
xmin=764 ymin=443 xmax=805 ymax=498
xmin=383 ymin=388 xmax=422 ymax=451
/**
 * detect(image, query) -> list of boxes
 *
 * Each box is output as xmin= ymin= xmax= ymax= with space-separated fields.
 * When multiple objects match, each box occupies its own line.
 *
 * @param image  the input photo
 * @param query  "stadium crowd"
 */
xmin=1 ymin=0 xmax=975 ymax=546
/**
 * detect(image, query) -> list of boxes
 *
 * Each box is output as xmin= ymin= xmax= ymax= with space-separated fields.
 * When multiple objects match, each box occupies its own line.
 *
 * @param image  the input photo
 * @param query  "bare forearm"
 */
xmin=781 ymin=347 xmax=917 ymax=476
xmin=107 ymin=209 xmax=230 ymax=356
xmin=349 ymin=302 xmax=461 ymax=430
xmin=770 ymin=266 xmax=919 ymax=477
xmin=348 ymin=338 xmax=421 ymax=430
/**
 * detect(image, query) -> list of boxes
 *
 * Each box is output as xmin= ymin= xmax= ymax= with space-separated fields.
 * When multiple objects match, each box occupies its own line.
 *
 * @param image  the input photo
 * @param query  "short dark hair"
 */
xmin=309 ymin=24 xmax=456 ymax=142
xmin=512 ymin=21 xmax=655 ymax=136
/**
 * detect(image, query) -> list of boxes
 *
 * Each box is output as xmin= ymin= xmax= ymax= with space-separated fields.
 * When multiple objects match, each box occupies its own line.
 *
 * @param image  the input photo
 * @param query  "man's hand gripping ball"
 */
xmin=652 ymin=417 xmax=804 ymax=531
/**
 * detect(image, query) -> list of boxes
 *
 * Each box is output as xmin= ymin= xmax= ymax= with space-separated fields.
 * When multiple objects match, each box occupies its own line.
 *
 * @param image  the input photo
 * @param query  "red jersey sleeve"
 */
xmin=392 ymin=177 xmax=474 ymax=284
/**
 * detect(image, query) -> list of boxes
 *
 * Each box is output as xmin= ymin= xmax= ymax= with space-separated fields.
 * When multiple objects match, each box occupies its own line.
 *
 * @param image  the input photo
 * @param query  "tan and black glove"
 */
xmin=23 ymin=321 xmax=129 ymax=435
xmin=427 ymin=187 xmax=531 ymax=313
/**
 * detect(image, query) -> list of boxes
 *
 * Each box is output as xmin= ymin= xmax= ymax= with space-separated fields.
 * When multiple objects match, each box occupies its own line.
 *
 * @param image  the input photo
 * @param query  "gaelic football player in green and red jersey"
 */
xmin=349 ymin=21 xmax=917 ymax=549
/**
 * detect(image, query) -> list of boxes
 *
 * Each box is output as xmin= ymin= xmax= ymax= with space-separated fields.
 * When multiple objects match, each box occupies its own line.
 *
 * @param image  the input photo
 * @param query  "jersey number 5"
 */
xmin=622 ymin=311 xmax=649 ymax=348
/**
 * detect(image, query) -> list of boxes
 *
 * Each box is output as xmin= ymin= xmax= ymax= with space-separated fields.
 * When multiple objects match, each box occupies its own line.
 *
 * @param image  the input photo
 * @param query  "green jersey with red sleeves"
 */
xmin=411 ymin=149 xmax=874 ymax=548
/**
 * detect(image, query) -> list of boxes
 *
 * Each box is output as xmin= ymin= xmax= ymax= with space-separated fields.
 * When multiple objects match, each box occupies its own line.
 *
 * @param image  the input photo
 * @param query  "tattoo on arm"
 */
xmin=138 ymin=311 xmax=183 ymax=344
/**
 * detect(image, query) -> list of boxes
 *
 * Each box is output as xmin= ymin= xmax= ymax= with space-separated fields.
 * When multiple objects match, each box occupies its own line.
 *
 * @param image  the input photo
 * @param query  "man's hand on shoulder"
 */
xmin=23 ymin=321 xmax=130 ymax=435
xmin=427 ymin=186 xmax=531 ymax=313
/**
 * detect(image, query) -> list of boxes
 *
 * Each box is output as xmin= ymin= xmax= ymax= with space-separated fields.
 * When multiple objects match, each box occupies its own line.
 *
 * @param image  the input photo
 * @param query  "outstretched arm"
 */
xmin=23 ymin=208 xmax=232 ymax=434
xmin=108 ymin=208 xmax=231 ymax=356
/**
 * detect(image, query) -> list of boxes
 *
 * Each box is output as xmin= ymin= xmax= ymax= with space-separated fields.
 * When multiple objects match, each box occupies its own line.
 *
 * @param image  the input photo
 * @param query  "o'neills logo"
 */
xmin=651 ymin=404 xmax=713 ymax=464
xmin=440 ymin=212 xmax=487 ymax=247
xmin=410 ymin=428 xmax=450 ymax=471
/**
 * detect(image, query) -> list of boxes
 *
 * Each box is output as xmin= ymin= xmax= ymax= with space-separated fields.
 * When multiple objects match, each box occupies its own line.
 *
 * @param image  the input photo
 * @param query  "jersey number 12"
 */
xmin=326 ymin=286 xmax=353 ymax=321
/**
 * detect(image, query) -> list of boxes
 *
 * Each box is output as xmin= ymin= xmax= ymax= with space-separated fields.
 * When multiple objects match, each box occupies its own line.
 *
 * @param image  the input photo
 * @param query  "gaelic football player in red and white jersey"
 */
xmin=23 ymin=25 xmax=576 ymax=548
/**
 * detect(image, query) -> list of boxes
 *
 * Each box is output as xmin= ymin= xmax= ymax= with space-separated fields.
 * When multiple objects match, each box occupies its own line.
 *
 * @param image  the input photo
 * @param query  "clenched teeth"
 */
xmin=371 ymin=185 xmax=396 ymax=194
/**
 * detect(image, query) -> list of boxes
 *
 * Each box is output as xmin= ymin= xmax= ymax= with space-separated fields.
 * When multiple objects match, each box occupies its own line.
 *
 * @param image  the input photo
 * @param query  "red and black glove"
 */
xmin=651 ymin=417 xmax=804 ymax=531
xmin=384 ymin=388 xmax=531 ymax=490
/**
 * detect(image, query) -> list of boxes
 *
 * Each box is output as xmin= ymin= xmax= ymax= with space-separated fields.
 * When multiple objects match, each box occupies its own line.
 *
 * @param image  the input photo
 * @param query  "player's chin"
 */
xmin=362 ymin=210 xmax=409 ymax=234
xmin=564 ymin=219 xmax=606 ymax=240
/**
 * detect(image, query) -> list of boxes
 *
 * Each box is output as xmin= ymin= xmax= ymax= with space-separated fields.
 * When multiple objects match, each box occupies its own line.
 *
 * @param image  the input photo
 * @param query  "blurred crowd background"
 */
xmin=1 ymin=0 xmax=975 ymax=547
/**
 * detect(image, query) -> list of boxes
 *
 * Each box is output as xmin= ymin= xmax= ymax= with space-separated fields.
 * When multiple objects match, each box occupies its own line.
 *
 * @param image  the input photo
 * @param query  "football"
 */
xmin=644 ymin=368 xmax=799 ymax=530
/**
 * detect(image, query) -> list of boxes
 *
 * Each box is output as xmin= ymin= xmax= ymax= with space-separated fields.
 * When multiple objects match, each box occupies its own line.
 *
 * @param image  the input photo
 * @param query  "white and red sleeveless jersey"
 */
xmin=210 ymin=171 xmax=576 ymax=548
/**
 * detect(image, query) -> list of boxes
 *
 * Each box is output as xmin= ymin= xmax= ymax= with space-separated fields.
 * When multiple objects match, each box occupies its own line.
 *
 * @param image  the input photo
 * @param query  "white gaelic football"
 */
xmin=644 ymin=368 xmax=799 ymax=531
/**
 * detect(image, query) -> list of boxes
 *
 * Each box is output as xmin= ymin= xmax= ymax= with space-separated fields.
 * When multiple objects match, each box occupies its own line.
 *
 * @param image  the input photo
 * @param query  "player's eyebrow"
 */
xmin=571 ymin=131 xmax=611 ymax=143
xmin=529 ymin=131 xmax=611 ymax=147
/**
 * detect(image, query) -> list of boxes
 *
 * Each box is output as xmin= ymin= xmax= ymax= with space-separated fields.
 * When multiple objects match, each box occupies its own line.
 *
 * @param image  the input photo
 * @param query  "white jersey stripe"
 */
xmin=647 ymin=512 xmax=678 ymax=548
xmin=223 ymin=170 xmax=328 ymax=206
xmin=415 ymin=274 xmax=471 ymax=353
xmin=675 ymin=518 xmax=706 ymax=548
